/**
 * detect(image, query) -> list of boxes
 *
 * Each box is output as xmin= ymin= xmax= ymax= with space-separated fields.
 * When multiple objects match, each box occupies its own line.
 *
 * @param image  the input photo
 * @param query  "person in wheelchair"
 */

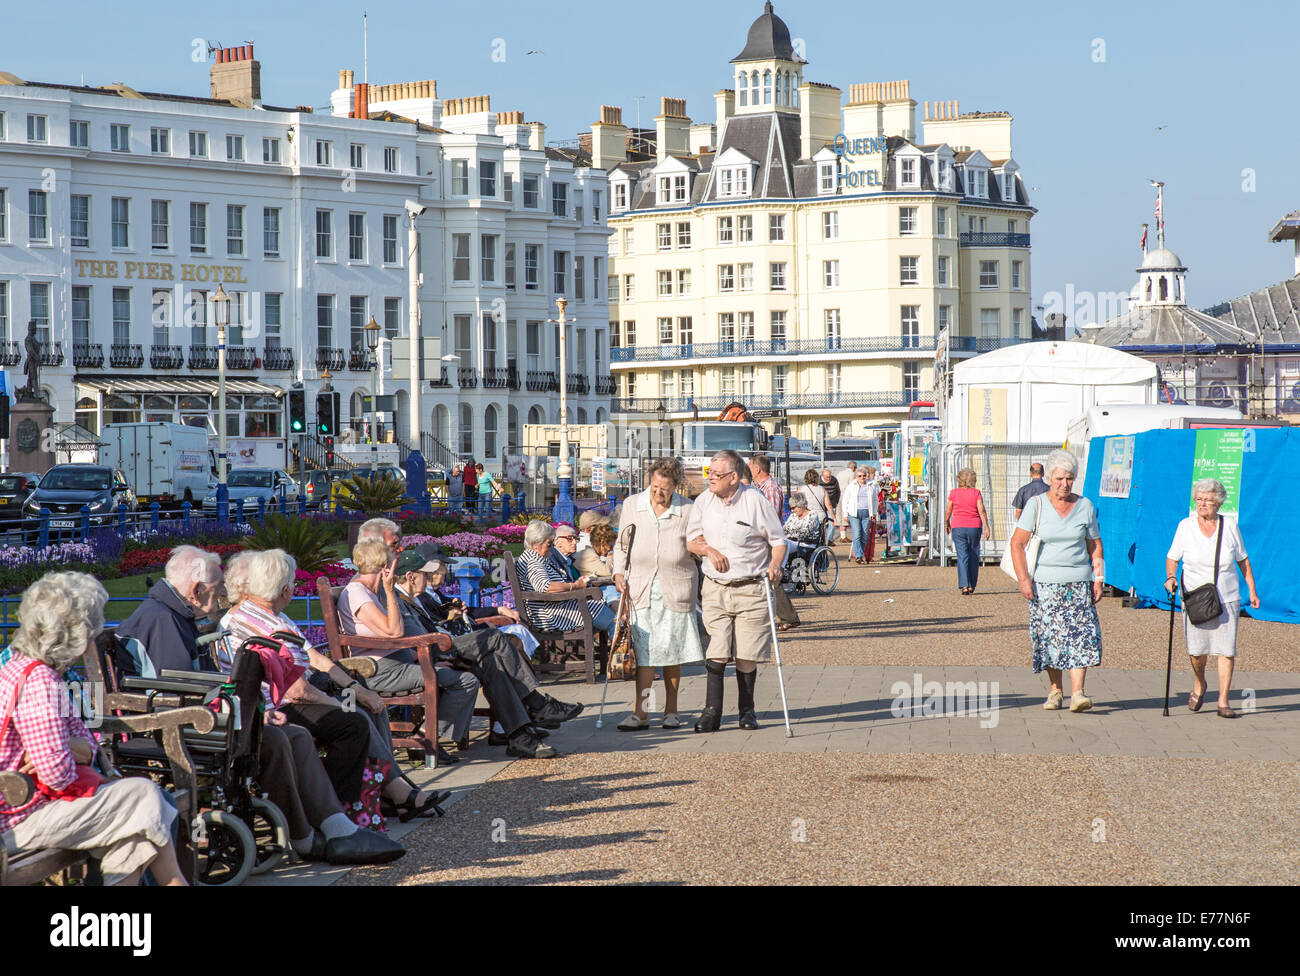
xmin=782 ymin=490 xmax=826 ymax=580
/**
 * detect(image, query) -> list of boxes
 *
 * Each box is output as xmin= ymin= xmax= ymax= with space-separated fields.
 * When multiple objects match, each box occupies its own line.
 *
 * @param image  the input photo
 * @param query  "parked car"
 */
xmin=24 ymin=465 xmax=138 ymax=534
xmin=299 ymin=469 xmax=331 ymax=509
xmin=201 ymin=467 xmax=300 ymax=513
xmin=0 ymin=473 xmax=43 ymax=523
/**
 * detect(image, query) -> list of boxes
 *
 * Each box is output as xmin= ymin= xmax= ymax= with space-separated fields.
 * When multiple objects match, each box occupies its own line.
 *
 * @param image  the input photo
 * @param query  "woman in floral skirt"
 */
xmin=1007 ymin=449 xmax=1105 ymax=713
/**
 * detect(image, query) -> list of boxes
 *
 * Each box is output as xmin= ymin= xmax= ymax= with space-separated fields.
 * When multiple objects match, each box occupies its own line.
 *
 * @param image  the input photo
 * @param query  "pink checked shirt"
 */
xmin=0 ymin=656 xmax=94 ymax=832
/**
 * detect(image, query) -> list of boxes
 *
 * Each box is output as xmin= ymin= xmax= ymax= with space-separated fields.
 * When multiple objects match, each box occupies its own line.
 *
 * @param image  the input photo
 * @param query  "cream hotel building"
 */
xmin=599 ymin=1 xmax=1034 ymax=441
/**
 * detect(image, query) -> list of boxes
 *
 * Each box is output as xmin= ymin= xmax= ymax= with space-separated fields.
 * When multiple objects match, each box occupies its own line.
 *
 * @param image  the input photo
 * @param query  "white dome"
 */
xmin=1139 ymin=247 xmax=1185 ymax=271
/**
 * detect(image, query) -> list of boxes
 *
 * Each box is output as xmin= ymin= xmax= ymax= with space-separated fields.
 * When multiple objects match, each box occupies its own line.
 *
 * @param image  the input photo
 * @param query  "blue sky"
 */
xmin=12 ymin=0 xmax=1298 ymax=322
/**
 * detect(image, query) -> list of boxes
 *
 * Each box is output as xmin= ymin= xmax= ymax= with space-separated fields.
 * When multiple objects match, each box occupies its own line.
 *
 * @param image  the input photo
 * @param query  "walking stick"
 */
xmin=1162 ymin=584 xmax=1177 ymax=717
xmin=763 ymin=576 xmax=795 ymax=737
xmin=596 ymin=523 xmax=636 ymax=728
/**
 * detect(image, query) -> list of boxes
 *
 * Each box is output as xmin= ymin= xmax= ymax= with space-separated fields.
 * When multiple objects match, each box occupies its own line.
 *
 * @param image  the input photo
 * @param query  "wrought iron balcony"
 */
xmin=0 ymin=341 xmax=19 ymax=366
xmin=263 ymin=346 xmax=295 ymax=371
xmin=566 ymin=373 xmax=590 ymax=395
xmin=189 ymin=345 xmax=219 ymax=369
xmin=612 ymin=335 xmax=941 ymax=363
xmin=483 ymin=367 xmax=510 ymax=389
xmin=457 ymin=366 xmax=479 ymax=389
xmin=507 ymin=366 xmax=521 ymax=390
xmin=959 ymin=231 xmax=1032 ymax=248
xmin=72 ymin=343 xmax=104 ymax=369
xmin=315 ymin=347 xmax=345 ymax=372
xmin=612 ymin=390 xmax=938 ymax=414
xmin=595 ymin=375 xmax=616 ymax=395
xmin=226 ymin=346 xmax=258 ymax=370
xmin=948 ymin=335 xmax=1029 ymax=354
xmin=348 ymin=348 xmax=377 ymax=371
xmin=109 ymin=343 xmax=142 ymax=369
xmin=39 ymin=341 xmax=65 ymax=368
xmin=149 ymin=344 xmax=184 ymax=370
xmin=429 ymin=368 xmax=452 ymax=389
xmin=526 ymin=370 xmax=558 ymax=392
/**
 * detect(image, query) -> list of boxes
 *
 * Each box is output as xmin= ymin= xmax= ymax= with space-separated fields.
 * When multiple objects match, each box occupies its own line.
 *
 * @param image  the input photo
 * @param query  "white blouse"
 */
xmin=1167 ymin=515 xmax=1248 ymax=604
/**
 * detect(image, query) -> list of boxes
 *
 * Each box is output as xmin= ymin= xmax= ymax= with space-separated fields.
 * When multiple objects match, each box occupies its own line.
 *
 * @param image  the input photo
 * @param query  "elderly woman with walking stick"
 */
xmin=1008 ymin=449 xmax=1104 ymax=713
xmin=612 ymin=457 xmax=704 ymax=730
xmin=1165 ymin=478 xmax=1259 ymax=718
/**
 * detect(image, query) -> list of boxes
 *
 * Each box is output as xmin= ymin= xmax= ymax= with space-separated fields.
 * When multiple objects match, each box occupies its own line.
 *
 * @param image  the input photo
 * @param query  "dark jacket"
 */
xmin=822 ymin=476 xmax=841 ymax=510
xmin=116 ymin=580 xmax=207 ymax=673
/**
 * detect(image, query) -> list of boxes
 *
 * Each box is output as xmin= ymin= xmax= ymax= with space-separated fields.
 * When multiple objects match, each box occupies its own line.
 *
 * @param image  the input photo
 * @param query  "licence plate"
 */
xmin=51 ymin=519 xmax=77 ymax=529
xmin=0 ymin=496 xmax=12 ymax=503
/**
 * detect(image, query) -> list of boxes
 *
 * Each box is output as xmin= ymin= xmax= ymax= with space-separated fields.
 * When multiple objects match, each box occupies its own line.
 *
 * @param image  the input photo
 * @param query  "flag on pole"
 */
xmin=1140 ymin=223 xmax=1148 ymax=251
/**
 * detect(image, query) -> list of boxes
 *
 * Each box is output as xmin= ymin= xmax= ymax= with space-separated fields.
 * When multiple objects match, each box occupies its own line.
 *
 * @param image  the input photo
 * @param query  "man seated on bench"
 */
xmin=116 ymin=545 xmax=226 ymax=673
xmin=392 ymin=551 xmax=577 ymax=760
xmin=1 ymin=572 xmax=188 ymax=885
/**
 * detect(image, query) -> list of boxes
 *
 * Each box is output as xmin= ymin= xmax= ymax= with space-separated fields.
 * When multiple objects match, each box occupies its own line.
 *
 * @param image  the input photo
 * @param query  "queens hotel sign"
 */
xmin=832 ymin=133 xmax=886 ymax=190
xmin=74 ymin=259 xmax=249 ymax=283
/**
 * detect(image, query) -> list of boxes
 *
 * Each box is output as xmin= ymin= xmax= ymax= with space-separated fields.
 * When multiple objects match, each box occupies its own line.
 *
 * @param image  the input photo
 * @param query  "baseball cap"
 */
xmin=394 ymin=550 xmax=439 ymax=575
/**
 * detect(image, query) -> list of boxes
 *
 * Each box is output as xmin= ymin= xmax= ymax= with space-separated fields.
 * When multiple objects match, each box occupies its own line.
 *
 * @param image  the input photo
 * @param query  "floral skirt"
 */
xmin=1028 ymin=580 xmax=1102 ymax=673
xmin=344 ymin=758 xmax=391 ymax=832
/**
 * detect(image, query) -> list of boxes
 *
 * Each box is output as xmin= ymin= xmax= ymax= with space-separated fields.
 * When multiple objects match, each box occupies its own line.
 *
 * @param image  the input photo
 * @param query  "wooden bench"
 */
xmin=502 ymin=551 xmax=608 ymax=683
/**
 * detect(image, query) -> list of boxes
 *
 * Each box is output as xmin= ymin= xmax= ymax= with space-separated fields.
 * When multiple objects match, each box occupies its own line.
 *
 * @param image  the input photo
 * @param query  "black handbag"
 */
xmin=1182 ymin=516 xmax=1225 ymax=625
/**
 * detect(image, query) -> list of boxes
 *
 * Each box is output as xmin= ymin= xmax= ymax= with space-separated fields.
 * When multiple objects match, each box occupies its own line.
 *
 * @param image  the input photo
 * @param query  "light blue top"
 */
xmin=1015 ymin=494 xmax=1100 ymax=584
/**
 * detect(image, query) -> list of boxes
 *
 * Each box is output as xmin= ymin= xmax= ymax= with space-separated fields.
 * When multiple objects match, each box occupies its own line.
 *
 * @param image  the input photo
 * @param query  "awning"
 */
xmin=76 ymin=376 xmax=284 ymax=397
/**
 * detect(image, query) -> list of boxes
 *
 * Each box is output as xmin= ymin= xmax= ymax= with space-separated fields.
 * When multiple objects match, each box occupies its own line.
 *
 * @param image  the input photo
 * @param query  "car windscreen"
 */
xmin=227 ymin=471 xmax=273 ymax=488
xmin=40 ymin=470 xmax=111 ymax=492
xmin=0 ymin=476 xmax=26 ymax=492
xmin=683 ymin=426 xmax=760 ymax=452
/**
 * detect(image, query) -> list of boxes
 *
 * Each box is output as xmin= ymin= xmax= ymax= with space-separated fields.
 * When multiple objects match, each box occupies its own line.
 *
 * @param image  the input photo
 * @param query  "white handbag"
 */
xmin=1000 ymin=494 xmax=1044 ymax=581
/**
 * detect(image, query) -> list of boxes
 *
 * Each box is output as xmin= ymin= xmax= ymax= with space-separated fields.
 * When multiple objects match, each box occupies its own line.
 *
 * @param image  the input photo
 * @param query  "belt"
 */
xmin=708 ymin=574 xmax=766 ymax=588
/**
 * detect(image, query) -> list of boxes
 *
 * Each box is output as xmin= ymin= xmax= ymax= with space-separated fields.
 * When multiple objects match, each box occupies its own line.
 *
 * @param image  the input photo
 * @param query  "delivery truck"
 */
xmin=99 ymin=422 xmax=212 ymax=508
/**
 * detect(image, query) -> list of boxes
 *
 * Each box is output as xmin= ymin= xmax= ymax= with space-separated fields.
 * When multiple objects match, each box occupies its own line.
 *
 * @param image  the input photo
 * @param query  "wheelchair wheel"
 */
xmin=248 ymin=797 xmax=291 ymax=875
xmin=196 ymin=810 xmax=255 ymax=887
xmin=810 ymin=546 xmax=840 ymax=595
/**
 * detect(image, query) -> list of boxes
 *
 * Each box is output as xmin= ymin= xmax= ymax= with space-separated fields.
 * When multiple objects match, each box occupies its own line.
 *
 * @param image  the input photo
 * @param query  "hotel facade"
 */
xmin=599 ymin=2 xmax=1036 ymax=442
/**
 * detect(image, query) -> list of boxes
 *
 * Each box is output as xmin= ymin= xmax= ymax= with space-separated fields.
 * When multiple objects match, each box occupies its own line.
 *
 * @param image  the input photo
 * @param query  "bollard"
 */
xmin=454 ymin=561 xmax=485 ymax=608
xmin=150 ymin=501 xmax=160 ymax=532
xmin=421 ymin=491 xmax=432 ymax=515
xmin=501 ymin=492 xmax=511 ymax=524
xmin=257 ymin=496 xmax=267 ymax=522
xmin=38 ymin=508 xmax=50 ymax=550
xmin=279 ymin=493 xmax=287 ymax=516
xmin=116 ymin=503 xmax=127 ymax=533
xmin=182 ymin=500 xmax=192 ymax=529
xmin=335 ymin=501 xmax=344 ymax=517
xmin=298 ymin=495 xmax=306 ymax=517
xmin=236 ymin=498 xmax=246 ymax=523
xmin=80 ymin=505 xmax=91 ymax=542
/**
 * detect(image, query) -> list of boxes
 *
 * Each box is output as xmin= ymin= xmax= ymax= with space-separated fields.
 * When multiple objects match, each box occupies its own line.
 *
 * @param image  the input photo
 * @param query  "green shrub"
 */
xmin=335 ymin=474 xmax=410 ymax=517
xmin=400 ymin=516 xmax=472 ymax=538
xmin=243 ymin=514 xmax=337 ymax=573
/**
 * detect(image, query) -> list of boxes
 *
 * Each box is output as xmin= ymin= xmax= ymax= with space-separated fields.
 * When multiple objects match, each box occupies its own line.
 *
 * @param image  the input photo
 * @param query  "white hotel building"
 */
xmin=599 ymin=2 xmax=1036 ymax=442
xmin=0 ymin=48 xmax=610 ymax=469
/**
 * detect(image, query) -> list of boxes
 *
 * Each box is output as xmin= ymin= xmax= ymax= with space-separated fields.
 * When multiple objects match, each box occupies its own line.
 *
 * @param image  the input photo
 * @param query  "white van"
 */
xmin=1065 ymin=404 xmax=1244 ymax=485
xmin=99 ymin=422 xmax=213 ymax=507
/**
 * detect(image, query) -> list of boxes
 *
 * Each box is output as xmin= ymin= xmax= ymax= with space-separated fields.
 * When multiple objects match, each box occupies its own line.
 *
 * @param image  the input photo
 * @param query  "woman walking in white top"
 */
xmin=1165 ymin=478 xmax=1260 ymax=718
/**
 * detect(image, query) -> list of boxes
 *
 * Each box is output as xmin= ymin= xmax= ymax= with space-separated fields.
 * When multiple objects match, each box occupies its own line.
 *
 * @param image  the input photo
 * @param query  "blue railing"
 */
xmin=959 ymin=232 xmax=1031 ymax=247
xmin=948 ymin=335 xmax=1028 ymax=353
xmin=612 ymin=335 xmax=941 ymax=363
xmin=612 ymin=390 xmax=939 ymax=414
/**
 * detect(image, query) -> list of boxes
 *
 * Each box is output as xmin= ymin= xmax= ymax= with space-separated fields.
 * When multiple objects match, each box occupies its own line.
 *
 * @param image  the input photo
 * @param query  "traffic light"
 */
xmin=325 ymin=436 xmax=336 ymax=468
xmin=315 ymin=392 xmax=336 ymax=437
xmin=288 ymin=388 xmax=306 ymax=434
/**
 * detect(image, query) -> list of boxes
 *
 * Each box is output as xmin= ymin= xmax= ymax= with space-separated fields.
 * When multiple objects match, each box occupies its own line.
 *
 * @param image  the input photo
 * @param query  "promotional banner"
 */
xmin=1189 ymin=428 xmax=1245 ymax=514
xmin=1098 ymin=435 xmax=1135 ymax=499
xmin=591 ymin=456 xmax=606 ymax=493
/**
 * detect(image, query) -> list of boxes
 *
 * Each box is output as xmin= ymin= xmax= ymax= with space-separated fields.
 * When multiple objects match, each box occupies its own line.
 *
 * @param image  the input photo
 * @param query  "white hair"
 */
xmin=13 ymin=572 xmax=108 ymax=671
xmin=524 ymin=519 xmax=555 ymax=547
xmin=789 ymin=489 xmax=808 ymax=509
xmin=1192 ymin=478 xmax=1227 ymax=505
xmin=165 ymin=545 xmax=223 ymax=590
xmin=245 ymin=549 xmax=298 ymax=603
xmin=358 ymin=517 xmax=400 ymax=544
xmin=223 ymin=551 xmax=256 ymax=605
xmin=1044 ymin=449 xmax=1079 ymax=479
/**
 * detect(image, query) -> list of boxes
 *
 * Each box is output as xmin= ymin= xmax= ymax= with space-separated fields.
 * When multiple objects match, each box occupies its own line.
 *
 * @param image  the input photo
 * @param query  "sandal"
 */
xmin=1188 ymin=691 xmax=1203 ymax=712
xmin=778 ymin=622 xmax=798 ymax=632
xmin=1217 ymin=705 xmax=1238 ymax=719
xmin=383 ymin=787 xmax=451 ymax=822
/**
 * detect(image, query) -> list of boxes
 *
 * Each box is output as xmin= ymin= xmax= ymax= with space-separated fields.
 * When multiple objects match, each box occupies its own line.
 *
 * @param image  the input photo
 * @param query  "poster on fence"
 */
xmin=1099 ymin=435 xmax=1135 ymax=498
xmin=1190 ymin=428 xmax=1244 ymax=514
xmin=591 ymin=456 xmax=606 ymax=493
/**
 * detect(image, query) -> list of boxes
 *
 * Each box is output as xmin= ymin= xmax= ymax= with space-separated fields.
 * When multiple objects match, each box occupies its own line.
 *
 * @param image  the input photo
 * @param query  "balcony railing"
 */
xmin=348 ymin=349 xmax=377 ymax=371
xmin=959 ymin=231 xmax=1031 ymax=248
xmin=457 ymin=366 xmax=479 ymax=388
xmin=948 ymin=335 xmax=1028 ymax=354
xmin=149 ymin=344 xmax=184 ymax=370
xmin=0 ymin=341 xmax=19 ymax=367
xmin=39 ymin=341 xmax=65 ymax=368
xmin=566 ymin=373 xmax=590 ymax=395
xmin=526 ymin=370 xmax=558 ymax=392
xmin=613 ymin=390 xmax=938 ymax=414
xmin=595 ymin=375 xmax=616 ymax=395
xmin=226 ymin=346 xmax=258 ymax=370
xmin=429 ymin=368 xmax=452 ymax=389
xmin=612 ymin=335 xmax=941 ymax=363
xmin=483 ymin=367 xmax=510 ymax=389
xmin=507 ymin=366 xmax=521 ymax=390
xmin=72 ymin=343 xmax=104 ymax=369
xmin=316 ymin=348 xmax=345 ymax=372
xmin=264 ymin=346 xmax=295 ymax=371
xmin=189 ymin=345 xmax=219 ymax=369
xmin=108 ymin=343 xmax=141 ymax=369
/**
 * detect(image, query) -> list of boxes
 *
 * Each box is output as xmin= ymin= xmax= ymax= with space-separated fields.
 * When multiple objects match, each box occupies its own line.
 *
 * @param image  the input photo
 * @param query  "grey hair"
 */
xmin=13 ymin=572 xmax=108 ymax=671
xmin=165 ymin=545 xmax=223 ymax=590
xmin=789 ymin=489 xmax=807 ymax=509
xmin=223 ymin=550 xmax=256 ymax=605
xmin=1192 ymin=478 xmax=1227 ymax=505
xmin=648 ymin=456 xmax=683 ymax=486
xmin=711 ymin=450 xmax=745 ymax=477
xmin=1044 ymin=449 xmax=1079 ymax=479
xmin=525 ymin=519 xmax=556 ymax=547
xmin=246 ymin=549 xmax=298 ymax=603
xmin=358 ymin=517 xmax=400 ymax=544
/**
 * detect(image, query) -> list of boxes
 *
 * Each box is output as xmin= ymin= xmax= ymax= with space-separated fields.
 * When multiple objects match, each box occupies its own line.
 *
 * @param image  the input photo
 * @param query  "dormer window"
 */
xmin=1002 ymin=172 xmax=1015 ymax=201
xmin=613 ymin=182 xmax=627 ymax=211
xmin=937 ymin=158 xmax=952 ymax=192
xmin=899 ymin=157 xmax=917 ymax=188
xmin=657 ymin=174 xmax=687 ymax=204
xmin=818 ymin=162 xmax=836 ymax=195
xmin=718 ymin=166 xmax=750 ymax=198
xmin=966 ymin=167 xmax=987 ymax=199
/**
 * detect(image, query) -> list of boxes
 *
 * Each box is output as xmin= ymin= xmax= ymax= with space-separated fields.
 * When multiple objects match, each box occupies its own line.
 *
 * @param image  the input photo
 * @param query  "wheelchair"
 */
xmin=781 ymin=522 xmax=840 ymax=595
xmin=95 ymin=630 xmax=294 ymax=886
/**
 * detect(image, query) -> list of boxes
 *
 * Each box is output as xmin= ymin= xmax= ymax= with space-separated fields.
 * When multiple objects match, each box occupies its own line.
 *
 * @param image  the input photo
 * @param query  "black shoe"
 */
xmin=487 ymin=730 xmax=511 ymax=746
xmin=529 ymin=697 xmax=581 ymax=728
xmin=528 ymin=725 xmax=551 ymax=739
xmin=303 ymin=832 xmax=328 ymax=862
xmin=694 ymin=705 xmax=721 ymax=733
xmin=435 ymin=747 xmax=459 ymax=765
xmin=324 ymin=830 xmax=406 ymax=865
xmin=736 ymin=669 xmax=758 ymax=730
xmin=506 ymin=730 xmax=558 ymax=759
xmin=738 ymin=708 xmax=759 ymax=730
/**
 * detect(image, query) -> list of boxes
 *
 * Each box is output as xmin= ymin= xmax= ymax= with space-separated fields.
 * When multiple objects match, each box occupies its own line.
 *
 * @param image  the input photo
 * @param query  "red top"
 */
xmin=948 ymin=487 xmax=984 ymax=528
xmin=463 ymin=466 xmax=478 ymax=488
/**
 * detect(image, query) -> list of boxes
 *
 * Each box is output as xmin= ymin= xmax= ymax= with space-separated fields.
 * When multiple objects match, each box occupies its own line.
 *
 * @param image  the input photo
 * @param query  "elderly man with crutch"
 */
xmin=686 ymin=449 xmax=791 ymax=733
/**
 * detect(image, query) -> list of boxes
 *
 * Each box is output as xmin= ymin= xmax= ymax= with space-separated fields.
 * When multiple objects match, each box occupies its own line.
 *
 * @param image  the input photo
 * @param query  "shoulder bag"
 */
xmin=1182 ymin=517 xmax=1225 ymax=625
xmin=1000 ymin=493 xmax=1044 ymax=581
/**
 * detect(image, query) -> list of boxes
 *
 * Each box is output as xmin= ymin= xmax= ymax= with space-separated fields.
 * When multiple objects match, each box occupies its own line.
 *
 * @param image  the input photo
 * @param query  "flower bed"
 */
xmin=119 ymin=543 xmax=244 ymax=576
xmin=485 ymin=523 xmax=526 ymax=543
xmin=293 ymin=563 xmax=351 ymax=597
xmin=403 ymin=531 xmax=506 ymax=560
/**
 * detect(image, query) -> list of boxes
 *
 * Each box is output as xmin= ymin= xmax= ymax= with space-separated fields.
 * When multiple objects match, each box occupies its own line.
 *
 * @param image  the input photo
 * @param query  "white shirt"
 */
xmin=1167 ymin=515 xmax=1248 ymax=604
xmin=686 ymin=484 xmax=786 ymax=583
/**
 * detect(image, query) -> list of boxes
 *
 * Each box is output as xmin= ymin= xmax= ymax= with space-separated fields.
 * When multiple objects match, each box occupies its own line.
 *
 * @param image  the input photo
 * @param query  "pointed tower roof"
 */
xmin=732 ymin=2 xmax=802 ymax=63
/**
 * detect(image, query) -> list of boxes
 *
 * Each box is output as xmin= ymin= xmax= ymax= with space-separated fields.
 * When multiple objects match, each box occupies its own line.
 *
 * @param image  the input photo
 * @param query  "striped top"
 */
xmin=516 ymin=548 xmax=603 ymax=633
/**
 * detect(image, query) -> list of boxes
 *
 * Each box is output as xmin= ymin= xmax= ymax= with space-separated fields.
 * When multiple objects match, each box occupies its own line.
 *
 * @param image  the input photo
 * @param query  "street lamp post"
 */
xmin=552 ymin=297 xmax=575 ymax=524
xmin=365 ymin=314 xmax=381 ymax=468
xmin=213 ymin=283 xmax=231 ymax=521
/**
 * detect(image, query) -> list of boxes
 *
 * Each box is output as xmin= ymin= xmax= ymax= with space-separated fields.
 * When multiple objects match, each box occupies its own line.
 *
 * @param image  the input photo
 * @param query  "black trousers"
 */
xmin=278 ymin=702 xmax=372 ymax=803
xmin=449 ymin=629 xmax=534 ymax=736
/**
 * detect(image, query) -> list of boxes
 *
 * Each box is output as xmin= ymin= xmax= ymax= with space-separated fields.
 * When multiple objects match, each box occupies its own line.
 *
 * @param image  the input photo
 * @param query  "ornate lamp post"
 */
xmin=552 ymin=297 xmax=574 ymax=524
xmin=212 ymin=283 xmax=231 ymax=520
xmin=365 ymin=314 xmax=381 ymax=467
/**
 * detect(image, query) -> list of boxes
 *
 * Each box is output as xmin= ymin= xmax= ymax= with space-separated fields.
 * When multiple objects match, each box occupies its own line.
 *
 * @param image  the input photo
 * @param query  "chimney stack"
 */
xmin=655 ymin=97 xmax=690 ymax=162
xmin=591 ymin=104 xmax=629 ymax=169
xmin=210 ymin=43 xmax=261 ymax=105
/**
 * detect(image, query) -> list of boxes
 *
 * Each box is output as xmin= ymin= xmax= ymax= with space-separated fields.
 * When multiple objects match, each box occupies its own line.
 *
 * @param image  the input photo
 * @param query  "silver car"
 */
xmin=201 ymin=467 xmax=301 ymax=512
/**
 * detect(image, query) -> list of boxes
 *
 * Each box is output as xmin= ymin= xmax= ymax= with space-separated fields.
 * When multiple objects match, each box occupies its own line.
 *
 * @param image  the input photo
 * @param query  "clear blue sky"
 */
xmin=12 ymin=0 xmax=1298 ymax=322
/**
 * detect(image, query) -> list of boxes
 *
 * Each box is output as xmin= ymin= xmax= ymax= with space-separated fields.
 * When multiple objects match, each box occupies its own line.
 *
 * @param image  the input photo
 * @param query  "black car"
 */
xmin=0 ymin=473 xmax=42 ymax=523
xmin=24 ymin=465 xmax=138 ymax=534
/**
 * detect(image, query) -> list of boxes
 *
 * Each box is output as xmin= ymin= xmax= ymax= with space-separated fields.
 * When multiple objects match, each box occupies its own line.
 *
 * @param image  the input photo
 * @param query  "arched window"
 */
xmin=528 ymin=405 xmax=543 ymax=426
xmin=596 ymin=407 xmax=607 ymax=424
xmin=763 ymin=70 xmax=772 ymax=104
xmin=434 ymin=404 xmax=450 ymax=446
xmin=1145 ymin=279 xmax=1153 ymax=302
xmin=507 ymin=405 xmax=519 ymax=453
xmin=1159 ymin=277 xmax=1168 ymax=301
xmin=459 ymin=403 xmax=473 ymax=456
xmin=350 ymin=392 xmax=365 ymax=437
xmin=484 ymin=405 xmax=499 ymax=458
xmin=577 ymin=407 xmax=588 ymax=425
xmin=737 ymin=75 xmax=747 ymax=107
xmin=792 ymin=75 xmax=800 ymax=107
xmin=750 ymin=71 xmax=759 ymax=105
